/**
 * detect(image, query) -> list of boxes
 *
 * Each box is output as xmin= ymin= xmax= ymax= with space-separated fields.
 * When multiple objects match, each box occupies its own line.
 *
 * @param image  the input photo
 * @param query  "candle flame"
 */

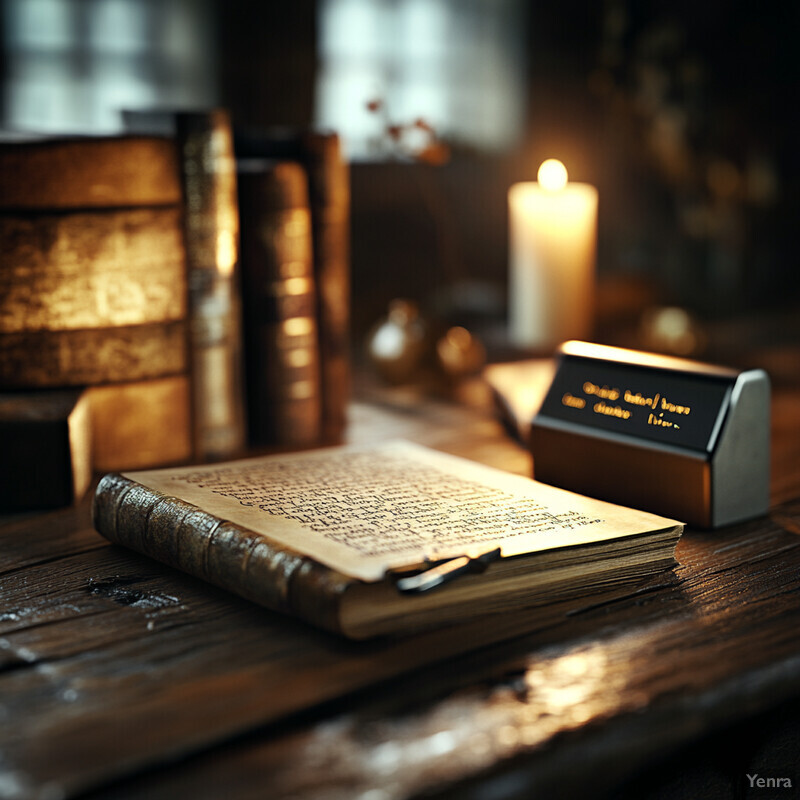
xmin=538 ymin=159 xmax=568 ymax=191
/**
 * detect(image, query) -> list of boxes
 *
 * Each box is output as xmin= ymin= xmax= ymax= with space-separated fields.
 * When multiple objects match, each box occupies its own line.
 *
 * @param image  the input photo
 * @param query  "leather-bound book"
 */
xmin=0 ymin=135 xmax=188 ymax=391
xmin=234 ymin=129 xmax=350 ymax=443
xmin=237 ymin=159 xmax=322 ymax=447
xmin=86 ymin=376 xmax=193 ymax=472
xmin=93 ymin=441 xmax=683 ymax=639
xmin=175 ymin=111 xmax=247 ymax=461
xmin=0 ymin=323 xmax=187 ymax=389
xmin=0 ymin=135 xmax=181 ymax=210
xmin=0 ymin=132 xmax=194 ymax=474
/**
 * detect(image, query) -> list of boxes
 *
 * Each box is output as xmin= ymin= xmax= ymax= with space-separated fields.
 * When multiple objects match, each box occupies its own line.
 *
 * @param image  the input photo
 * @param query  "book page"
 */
xmin=125 ymin=440 xmax=681 ymax=581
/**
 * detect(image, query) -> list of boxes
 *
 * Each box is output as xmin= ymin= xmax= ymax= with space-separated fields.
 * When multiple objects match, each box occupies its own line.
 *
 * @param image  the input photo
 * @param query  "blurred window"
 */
xmin=1 ymin=0 xmax=216 ymax=133
xmin=315 ymin=0 xmax=525 ymax=159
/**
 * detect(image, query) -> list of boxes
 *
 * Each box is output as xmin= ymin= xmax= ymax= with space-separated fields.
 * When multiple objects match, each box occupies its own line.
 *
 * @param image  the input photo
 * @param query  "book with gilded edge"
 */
xmin=93 ymin=440 xmax=683 ymax=639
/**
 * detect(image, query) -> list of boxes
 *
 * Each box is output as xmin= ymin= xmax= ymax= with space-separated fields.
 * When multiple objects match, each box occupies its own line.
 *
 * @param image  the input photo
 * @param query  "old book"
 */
xmin=235 ymin=129 xmax=350 ymax=443
xmin=0 ymin=322 xmax=187 ymax=389
xmin=86 ymin=376 xmax=193 ymax=472
xmin=237 ymin=159 xmax=322 ymax=447
xmin=0 ymin=134 xmax=189 ymax=392
xmin=299 ymin=132 xmax=350 ymax=443
xmin=1 ymin=389 xmax=91 ymax=511
xmin=93 ymin=440 xmax=683 ymax=639
xmin=0 ymin=135 xmax=181 ymax=210
xmin=175 ymin=110 xmax=246 ymax=461
xmin=0 ymin=207 xmax=186 ymax=334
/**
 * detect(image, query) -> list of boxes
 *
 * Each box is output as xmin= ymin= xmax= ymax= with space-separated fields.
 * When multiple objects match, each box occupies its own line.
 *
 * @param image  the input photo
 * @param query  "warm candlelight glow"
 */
xmin=508 ymin=162 xmax=598 ymax=350
xmin=537 ymin=159 xmax=568 ymax=192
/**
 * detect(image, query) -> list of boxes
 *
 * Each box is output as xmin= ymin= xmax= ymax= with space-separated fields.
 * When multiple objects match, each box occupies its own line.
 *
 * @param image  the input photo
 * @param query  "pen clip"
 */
xmin=394 ymin=547 xmax=501 ymax=594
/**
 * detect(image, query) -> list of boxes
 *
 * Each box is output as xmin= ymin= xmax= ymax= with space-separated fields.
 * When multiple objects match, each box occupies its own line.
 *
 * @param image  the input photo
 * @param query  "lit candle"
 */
xmin=508 ymin=159 xmax=598 ymax=350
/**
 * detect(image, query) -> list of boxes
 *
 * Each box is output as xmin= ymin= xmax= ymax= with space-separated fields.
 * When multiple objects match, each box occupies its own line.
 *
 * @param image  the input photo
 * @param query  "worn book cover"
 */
xmin=86 ymin=376 xmax=193 ymax=472
xmin=175 ymin=110 xmax=247 ymax=461
xmin=93 ymin=440 xmax=683 ymax=639
xmin=234 ymin=129 xmax=350 ymax=443
xmin=0 ymin=134 xmax=181 ymax=210
xmin=237 ymin=159 xmax=322 ymax=447
xmin=0 ymin=135 xmax=189 ymax=393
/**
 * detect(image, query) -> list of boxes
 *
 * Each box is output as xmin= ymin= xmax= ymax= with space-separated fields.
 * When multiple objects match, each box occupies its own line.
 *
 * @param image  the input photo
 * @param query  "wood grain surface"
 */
xmin=1 ymin=384 xmax=799 ymax=800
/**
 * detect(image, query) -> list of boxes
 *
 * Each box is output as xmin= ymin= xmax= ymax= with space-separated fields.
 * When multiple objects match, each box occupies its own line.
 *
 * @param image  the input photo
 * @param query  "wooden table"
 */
xmin=2 ymin=376 xmax=800 ymax=800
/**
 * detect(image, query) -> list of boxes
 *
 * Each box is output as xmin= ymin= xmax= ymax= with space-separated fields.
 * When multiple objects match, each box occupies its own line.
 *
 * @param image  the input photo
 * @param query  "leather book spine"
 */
xmin=299 ymin=132 xmax=351 ymax=443
xmin=92 ymin=474 xmax=351 ymax=634
xmin=0 ymin=137 xmax=189 ymax=395
xmin=0 ymin=207 xmax=186 ymax=335
xmin=0 ymin=322 xmax=188 ymax=388
xmin=175 ymin=110 xmax=247 ymax=461
xmin=0 ymin=135 xmax=182 ymax=210
xmin=232 ymin=129 xmax=351 ymax=443
xmin=237 ymin=160 xmax=322 ymax=447
xmin=0 ymin=133 xmax=194 ymax=473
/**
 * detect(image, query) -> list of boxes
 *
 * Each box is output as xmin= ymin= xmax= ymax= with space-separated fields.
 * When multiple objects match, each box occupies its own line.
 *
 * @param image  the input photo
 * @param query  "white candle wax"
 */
xmin=508 ymin=162 xmax=598 ymax=350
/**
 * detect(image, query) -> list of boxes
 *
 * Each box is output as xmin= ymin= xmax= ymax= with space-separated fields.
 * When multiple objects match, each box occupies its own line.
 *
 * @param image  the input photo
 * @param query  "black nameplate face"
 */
xmin=539 ymin=354 xmax=735 ymax=453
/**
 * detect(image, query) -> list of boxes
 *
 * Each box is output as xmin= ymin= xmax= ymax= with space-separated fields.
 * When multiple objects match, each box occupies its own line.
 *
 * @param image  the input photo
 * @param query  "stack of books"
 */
xmin=1 ymin=116 xmax=353 ymax=510
xmin=125 ymin=116 xmax=353 ymax=450
xmin=0 ymin=134 xmax=194 ymax=509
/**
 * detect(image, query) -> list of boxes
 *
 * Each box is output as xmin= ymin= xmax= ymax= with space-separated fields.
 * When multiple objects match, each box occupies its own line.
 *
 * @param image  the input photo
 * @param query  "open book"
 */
xmin=93 ymin=441 xmax=683 ymax=638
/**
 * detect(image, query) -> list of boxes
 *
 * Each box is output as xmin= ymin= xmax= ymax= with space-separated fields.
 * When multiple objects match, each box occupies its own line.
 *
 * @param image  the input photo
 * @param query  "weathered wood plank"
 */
xmin=0 ymin=509 xmax=651 ymax=798
xmin=76 ymin=507 xmax=800 ymax=800
xmin=0 ymin=502 xmax=105 ymax=574
xmin=2 ymin=505 xmax=800 ymax=800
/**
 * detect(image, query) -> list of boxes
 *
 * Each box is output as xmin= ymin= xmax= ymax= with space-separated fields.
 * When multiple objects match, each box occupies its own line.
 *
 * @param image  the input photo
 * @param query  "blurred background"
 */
xmin=1 ymin=0 xmax=799 ymax=361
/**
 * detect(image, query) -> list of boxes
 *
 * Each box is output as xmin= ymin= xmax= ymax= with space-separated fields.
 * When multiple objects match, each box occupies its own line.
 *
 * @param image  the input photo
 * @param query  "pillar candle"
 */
xmin=508 ymin=160 xmax=598 ymax=350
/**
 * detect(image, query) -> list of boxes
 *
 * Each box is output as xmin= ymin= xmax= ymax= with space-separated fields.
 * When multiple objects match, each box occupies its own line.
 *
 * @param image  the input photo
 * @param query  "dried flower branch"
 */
xmin=365 ymin=98 xmax=450 ymax=165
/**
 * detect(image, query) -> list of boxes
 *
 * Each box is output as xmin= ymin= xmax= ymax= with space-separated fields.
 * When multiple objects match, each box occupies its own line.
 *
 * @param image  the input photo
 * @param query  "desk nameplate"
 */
xmin=531 ymin=341 xmax=770 ymax=528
